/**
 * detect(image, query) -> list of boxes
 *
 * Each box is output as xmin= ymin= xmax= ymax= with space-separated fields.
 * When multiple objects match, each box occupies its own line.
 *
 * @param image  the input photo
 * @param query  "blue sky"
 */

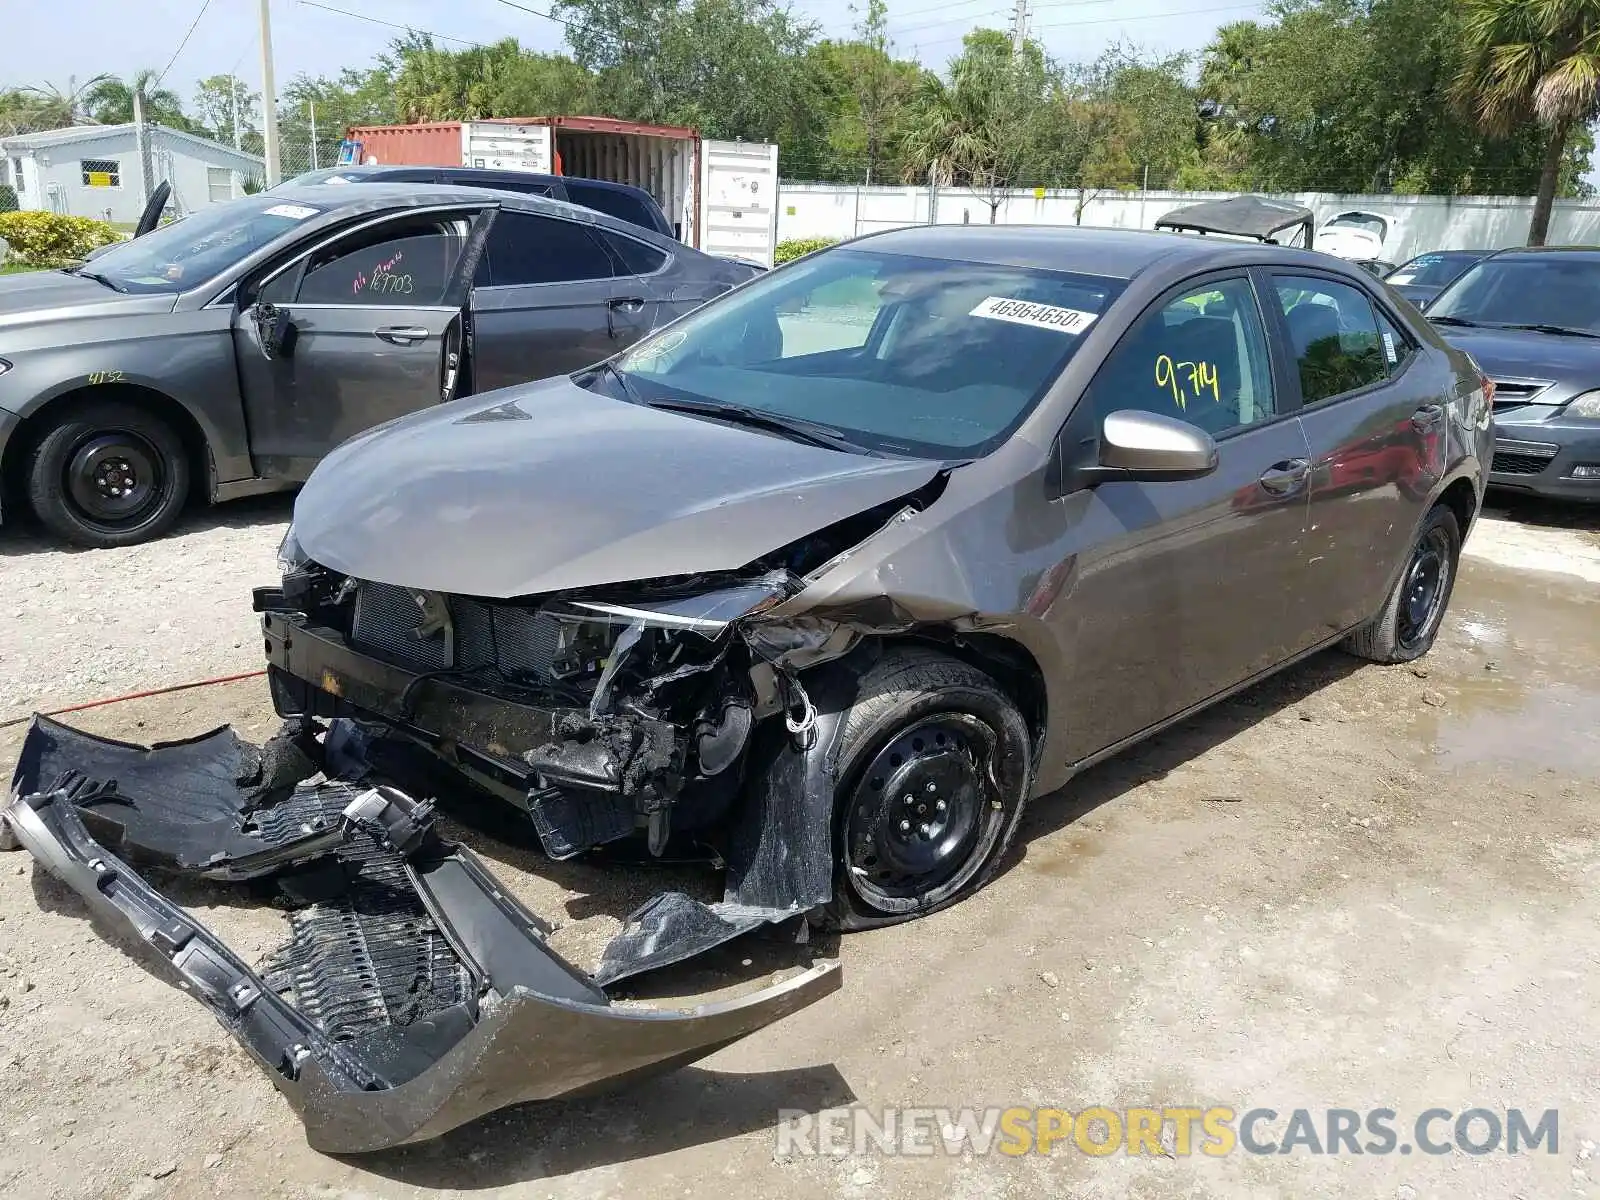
xmin=3 ymin=0 xmax=1262 ymax=109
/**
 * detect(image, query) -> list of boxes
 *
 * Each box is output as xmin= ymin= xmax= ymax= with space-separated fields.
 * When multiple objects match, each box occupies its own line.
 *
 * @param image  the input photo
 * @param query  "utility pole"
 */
xmin=308 ymin=101 xmax=319 ymax=170
xmin=133 ymin=88 xmax=152 ymax=206
xmin=230 ymin=76 xmax=241 ymax=150
xmin=259 ymin=0 xmax=281 ymax=185
xmin=1008 ymin=0 xmax=1030 ymax=59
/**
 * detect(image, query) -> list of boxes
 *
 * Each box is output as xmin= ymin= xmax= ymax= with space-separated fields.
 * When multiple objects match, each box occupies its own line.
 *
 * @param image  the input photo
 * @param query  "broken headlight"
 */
xmin=277 ymin=524 xmax=309 ymax=574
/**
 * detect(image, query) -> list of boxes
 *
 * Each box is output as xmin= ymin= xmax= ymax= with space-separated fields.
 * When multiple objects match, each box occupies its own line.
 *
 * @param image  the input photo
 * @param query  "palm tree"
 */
xmin=14 ymin=75 xmax=110 ymax=130
xmin=1453 ymin=0 xmax=1600 ymax=245
xmin=84 ymin=70 xmax=189 ymax=128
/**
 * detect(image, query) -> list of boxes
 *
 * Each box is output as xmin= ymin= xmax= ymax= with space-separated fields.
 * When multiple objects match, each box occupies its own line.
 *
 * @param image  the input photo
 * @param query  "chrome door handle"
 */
xmin=1258 ymin=458 xmax=1311 ymax=495
xmin=375 ymin=326 xmax=430 ymax=345
xmin=607 ymin=297 xmax=645 ymax=312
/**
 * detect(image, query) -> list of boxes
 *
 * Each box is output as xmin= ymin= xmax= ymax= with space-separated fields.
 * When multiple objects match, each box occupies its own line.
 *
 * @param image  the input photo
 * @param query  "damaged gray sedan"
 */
xmin=260 ymin=224 xmax=1488 ymax=936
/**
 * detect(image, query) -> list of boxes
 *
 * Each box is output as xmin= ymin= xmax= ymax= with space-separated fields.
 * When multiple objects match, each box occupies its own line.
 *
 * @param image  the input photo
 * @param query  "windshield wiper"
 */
xmin=1428 ymin=315 xmax=1480 ymax=327
xmin=1498 ymin=323 xmax=1600 ymax=339
xmin=70 ymin=268 xmax=128 ymax=293
xmin=643 ymin=396 xmax=872 ymax=455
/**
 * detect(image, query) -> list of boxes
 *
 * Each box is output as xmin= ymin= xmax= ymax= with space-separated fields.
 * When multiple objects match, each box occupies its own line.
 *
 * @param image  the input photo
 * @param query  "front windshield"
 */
xmin=607 ymin=247 xmax=1125 ymax=458
xmin=80 ymin=195 xmax=325 ymax=294
xmin=1428 ymin=256 xmax=1600 ymax=331
xmin=1388 ymin=252 xmax=1477 ymax=287
xmin=274 ymin=168 xmax=365 ymax=190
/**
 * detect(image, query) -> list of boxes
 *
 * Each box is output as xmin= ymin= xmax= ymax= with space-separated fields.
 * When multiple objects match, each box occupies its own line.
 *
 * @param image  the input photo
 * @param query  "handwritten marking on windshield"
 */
xmin=87 ymin=371 xmax=126 ymax=385
xmin=1155 ymin=355 xmax=1219 ymax=411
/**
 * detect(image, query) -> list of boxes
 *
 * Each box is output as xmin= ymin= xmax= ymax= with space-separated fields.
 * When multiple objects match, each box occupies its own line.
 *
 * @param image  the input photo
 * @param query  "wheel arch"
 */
xmin=2 ymin=382 xmax=215 ymax=512
xmin=1435 ymin=473 xmax=1479 ymax=540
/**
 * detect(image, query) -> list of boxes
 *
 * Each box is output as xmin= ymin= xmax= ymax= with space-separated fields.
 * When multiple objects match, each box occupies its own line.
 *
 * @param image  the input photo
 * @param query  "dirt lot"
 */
xmin=1 ymin=496 xmax=1598 ymax=1199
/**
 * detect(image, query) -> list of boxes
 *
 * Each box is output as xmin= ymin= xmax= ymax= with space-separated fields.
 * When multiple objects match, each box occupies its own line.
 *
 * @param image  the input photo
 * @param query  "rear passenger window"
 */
xmin=1376 ymin=310 xmax=1414 ymax=373
xmin=1272 ymin=276 xmax=1390 ymax=403
xmin=1086 ymin=277 xmax=1277 ymax=437
xmin=601 ymin=231 xmax=668 ymax=275
xmin=565 ymin=182 xmax=659 ymax=232
xmin=484 ymin=211 xmax=615 ymax=285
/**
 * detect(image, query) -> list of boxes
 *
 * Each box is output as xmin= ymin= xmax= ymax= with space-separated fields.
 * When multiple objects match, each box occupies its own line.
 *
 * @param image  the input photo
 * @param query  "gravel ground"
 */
xmin=0 ymin=495 xmax=291 ymax=724
xmin=0 ymin=492 xmax=1597 ymax=1200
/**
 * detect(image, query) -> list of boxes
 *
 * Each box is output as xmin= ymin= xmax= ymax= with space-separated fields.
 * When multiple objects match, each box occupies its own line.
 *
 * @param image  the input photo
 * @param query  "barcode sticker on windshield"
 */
xmin=1382 ymin=330 xmax=1397 ymax=364
xmin=969 ymin=296 xmax=1099 ymax=334
xmin=262 ymin=203 xmax=320 ymax=220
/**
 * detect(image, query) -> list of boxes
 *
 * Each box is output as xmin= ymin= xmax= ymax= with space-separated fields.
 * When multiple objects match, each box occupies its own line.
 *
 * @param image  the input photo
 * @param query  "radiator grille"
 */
xmin=1491 ymin=451 xmax=1553 ymax=477
xmin=349 ymin=582 xmax=563 ymax=680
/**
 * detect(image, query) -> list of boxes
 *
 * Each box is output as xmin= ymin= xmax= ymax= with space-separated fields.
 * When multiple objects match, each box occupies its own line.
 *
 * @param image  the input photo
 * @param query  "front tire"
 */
xmin=823 ymin=647 xmax=1033 ymax=931
xmin=1342 ymin=504 xmax=1462 ymax=664
xmin=26 ymin=400 xmax=191 ymax=548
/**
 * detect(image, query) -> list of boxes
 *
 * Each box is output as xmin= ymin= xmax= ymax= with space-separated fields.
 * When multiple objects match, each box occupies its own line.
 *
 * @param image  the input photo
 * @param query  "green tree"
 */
xmin=193 ymin=75 xmax=259 ymax=144
xmin=1453 ymin=0 xmax=1600 ymax=243
xmin=83 ymin=70 xmax=194 ymax=129
xmin=900 ymin=30 xmax=1057 ymax=221
xmin=12 ymin=75 xmax=111 ymax=130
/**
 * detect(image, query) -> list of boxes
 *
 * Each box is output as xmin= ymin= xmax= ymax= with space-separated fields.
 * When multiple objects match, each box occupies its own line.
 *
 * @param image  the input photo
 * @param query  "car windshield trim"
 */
xmin=598 ymin=247 xmax=1125 ymax=460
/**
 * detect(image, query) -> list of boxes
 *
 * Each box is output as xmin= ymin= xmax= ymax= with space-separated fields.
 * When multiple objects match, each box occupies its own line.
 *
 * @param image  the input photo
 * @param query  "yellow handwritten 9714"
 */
xmin=1154 ymin=355 xmax=1219 ymax=411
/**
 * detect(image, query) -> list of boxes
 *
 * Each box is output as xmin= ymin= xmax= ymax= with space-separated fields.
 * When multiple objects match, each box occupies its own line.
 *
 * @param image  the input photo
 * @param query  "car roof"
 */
xmin=262 ymin=181 xmax=680 ymax=248
xmin=296 ymin=163 xmax=655 ymax=199
xmin=846 ymin=224 xmax=1348 ymax=281
xmin=1480 ymin=244 xmax=1600 ymax=262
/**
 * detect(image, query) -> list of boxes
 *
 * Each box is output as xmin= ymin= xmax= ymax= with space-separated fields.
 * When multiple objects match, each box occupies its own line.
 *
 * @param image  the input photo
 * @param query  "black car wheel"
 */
xmin=26 ymin=400 xmax=191 ymax=548
xmin=824 ymin=647 xmax=1033 ymax=930
xmin=1343 ymin=504 xmax=1462 ymax=664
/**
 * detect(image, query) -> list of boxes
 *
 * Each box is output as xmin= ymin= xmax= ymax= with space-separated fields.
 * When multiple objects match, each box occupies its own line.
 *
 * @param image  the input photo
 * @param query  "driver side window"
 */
xmin=256 ymin=214 xmax=474 ymax=307
xmin=1086 ymin=276 xmax=1277 ymax=437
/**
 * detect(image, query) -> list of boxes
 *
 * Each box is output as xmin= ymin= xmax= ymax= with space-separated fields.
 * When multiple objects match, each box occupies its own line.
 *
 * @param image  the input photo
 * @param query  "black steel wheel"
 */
xmin=25 ymin=400 xmax=191 ymax=547
xmin=1342 ymin=503 xmax=1462 ymax=665
xmin=1397 ymin=523 xmax=1452 ymax=652
xmin=825 ymin=647 xmax=1033 ymax=929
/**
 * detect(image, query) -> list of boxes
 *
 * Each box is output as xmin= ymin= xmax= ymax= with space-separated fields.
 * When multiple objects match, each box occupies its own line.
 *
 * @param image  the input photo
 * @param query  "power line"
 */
xmin=486 ymin=0 xmax=585 ymax=34
xmin=906 ymin=0 xmax=1261 ymax=45
xmin=155 ymin=0 xmax=215 ymax=86
xmin=297 ymin=0 xmax=489 ymax=46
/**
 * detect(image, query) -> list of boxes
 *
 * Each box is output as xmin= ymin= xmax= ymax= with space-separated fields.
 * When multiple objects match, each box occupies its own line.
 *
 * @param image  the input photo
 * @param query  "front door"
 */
xmin=231 ymin=206 xmax=491 ymax=480
xmin=469 ymin=209 xmax=658 ymax=393
xmin=1265 ymin=271 xmax=1444 ymax=638
xmin=1050 ymin=273 xmax=1317 ymax=762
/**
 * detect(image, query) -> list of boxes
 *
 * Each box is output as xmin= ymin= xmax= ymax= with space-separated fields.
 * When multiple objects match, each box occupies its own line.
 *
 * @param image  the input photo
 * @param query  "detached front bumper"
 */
xmin=2 ymin=718 xmax=841 ymax=1153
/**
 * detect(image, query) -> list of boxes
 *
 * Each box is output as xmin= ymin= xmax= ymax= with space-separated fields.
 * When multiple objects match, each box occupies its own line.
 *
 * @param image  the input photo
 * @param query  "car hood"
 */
xmin=0 ymin=269 xmax=171 ymax=327
xmin=292 ymin=377 xmax=942 ymax=598
xmin=1434 ymin=325 xmax=1600 ymax=402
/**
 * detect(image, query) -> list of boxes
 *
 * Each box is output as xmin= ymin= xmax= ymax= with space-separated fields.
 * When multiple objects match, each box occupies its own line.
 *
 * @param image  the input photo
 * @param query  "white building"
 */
xmin=2 ymin=123 xmax=265 ymax=225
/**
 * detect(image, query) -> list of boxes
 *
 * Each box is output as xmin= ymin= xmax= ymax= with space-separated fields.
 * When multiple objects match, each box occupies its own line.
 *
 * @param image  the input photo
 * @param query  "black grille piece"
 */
xmin=260 ymin=832 xmax=474 ymax=1045
xmin=1491 ymin=452 xmax=1553 ymax=476
xmin=348 ymin=582 xmax=563 ymax=681
xmin=351 ymin=583 xmax=449 ymax=671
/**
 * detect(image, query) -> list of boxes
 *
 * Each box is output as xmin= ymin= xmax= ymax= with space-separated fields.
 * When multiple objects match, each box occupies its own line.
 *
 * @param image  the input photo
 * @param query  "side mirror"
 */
xmin=1052 ymin=408 xmax=1219 ymax=495
xmin=252 ymin=302 xmax=297 ymax=360
xmin=1098 ymin=410 xmax=1219 ymax=480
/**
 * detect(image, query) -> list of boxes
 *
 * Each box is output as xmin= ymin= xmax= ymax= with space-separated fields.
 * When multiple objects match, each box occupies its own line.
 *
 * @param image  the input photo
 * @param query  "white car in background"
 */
xmin=1315 ymin=210 xmax=1405 ymax=262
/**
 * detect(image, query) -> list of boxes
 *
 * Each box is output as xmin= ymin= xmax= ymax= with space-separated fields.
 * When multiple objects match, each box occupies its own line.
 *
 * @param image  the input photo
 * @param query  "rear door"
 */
xmin=1265 ymin=271 xmax=1444 ymax=638
xmin=469 ymin=209 xmax=658 ymax=392
xmin=1053 ymin=273 xmax=1317 ymax=760
xmin=231 ymin=205 xmax=492 ymax=480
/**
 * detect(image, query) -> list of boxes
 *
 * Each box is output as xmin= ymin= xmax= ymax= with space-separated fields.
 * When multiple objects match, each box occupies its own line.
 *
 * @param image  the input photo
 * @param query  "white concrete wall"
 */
xmin=777 ymin=184 xmax=1600 ymax=261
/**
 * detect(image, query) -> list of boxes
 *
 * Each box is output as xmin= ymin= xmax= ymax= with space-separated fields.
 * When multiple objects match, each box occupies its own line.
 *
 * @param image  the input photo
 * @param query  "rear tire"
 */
xmin=26 ymin=400 xmax=191 ymax=548
xmin=1342 ymin=504 xmax=1461 ymax=664
xmin=822 ymin=647 xmax=1033 ymax=931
